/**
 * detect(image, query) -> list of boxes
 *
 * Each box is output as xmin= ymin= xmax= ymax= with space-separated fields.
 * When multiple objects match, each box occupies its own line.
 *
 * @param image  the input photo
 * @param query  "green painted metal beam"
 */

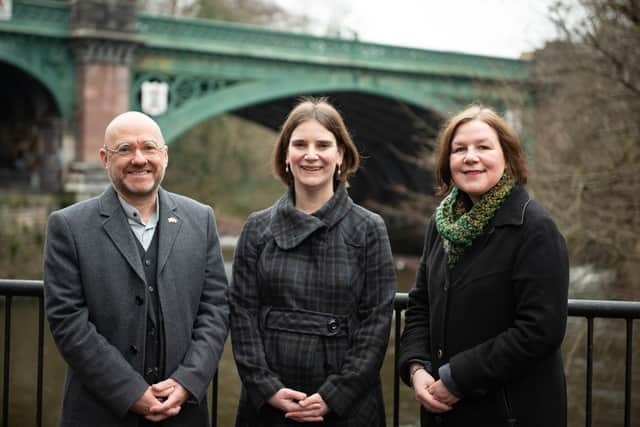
xmin=0 ymin=0 xmax=73 ymax=119
xmin=137 ymin=14 xmax=529 ymax=82
xmin=0 ymin=0 xmax=69 ymax=37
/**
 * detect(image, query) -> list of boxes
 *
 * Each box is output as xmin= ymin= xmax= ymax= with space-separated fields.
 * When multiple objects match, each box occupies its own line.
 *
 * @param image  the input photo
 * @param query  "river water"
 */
xmin=0 ymin=263 xmax=638 ymax=426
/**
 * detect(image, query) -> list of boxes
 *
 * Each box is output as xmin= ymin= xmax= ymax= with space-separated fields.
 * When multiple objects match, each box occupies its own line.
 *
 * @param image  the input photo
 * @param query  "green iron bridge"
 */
xmin=0 ymin=0 xmax=531 ymax=248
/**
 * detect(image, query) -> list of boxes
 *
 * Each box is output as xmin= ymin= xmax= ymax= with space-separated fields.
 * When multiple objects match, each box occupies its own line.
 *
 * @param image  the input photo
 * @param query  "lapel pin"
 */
xmin=168 ymin=217 xmax=178 ymax=224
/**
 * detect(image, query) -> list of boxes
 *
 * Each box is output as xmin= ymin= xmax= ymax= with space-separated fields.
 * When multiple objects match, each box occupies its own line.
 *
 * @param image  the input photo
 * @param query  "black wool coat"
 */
xmin=230 ymin=184 xmax=396 ymax=426
xmin=398 ymin=185 xmax=569 ymax=427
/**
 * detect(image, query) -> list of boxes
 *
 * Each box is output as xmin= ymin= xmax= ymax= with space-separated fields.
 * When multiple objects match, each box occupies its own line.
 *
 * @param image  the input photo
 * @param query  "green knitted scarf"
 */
xmin=435 ymin=174 xmax=515 ymax=268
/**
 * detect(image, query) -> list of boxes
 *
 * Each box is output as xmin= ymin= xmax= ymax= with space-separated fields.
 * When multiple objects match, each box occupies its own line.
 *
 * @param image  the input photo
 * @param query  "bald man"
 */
xmin=44 ymin=112 xmax=229 ymax=426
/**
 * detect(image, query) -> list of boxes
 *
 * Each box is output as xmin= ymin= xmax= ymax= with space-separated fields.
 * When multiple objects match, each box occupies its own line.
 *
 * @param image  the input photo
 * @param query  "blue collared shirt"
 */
xmin=117 ymin=195 xmax=159 ymax=251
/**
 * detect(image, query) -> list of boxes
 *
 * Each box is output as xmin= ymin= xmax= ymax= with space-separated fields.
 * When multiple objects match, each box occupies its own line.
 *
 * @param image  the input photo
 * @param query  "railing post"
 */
xmin=585 ymin=317 xmax=593 ymax=427
xmin=37 ymin=296 xmax=45 ymax=427
xmin=393 ymin=306 xmax=402 ymax=427
xmin=211 ymin=371 xmax=218 ymax=427
xmin=2 ymin=295 xmax=12 ymax=427
xmin=624 ymin=319 xmax=632 ymax=427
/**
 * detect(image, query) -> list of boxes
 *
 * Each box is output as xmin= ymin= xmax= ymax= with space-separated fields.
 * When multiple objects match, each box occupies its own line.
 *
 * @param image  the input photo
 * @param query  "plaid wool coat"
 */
xmin=230 ymin=184 xmax=396 ymax=426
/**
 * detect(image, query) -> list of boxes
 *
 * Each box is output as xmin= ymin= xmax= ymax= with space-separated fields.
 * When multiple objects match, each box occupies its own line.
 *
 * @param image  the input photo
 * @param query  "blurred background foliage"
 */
xmin=162 ymin=115 xmax=284 ymax=228
xmin=529 ymin=0 xmax=639 ymax=297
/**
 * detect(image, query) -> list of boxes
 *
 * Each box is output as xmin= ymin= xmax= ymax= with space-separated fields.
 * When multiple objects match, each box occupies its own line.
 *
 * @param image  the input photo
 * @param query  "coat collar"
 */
xmin=492 ymin=185 xmax=531 ymax=228
xmin=271 ymin=183 xmax=353 ymax=249
xmin=99 ymin=186 xmax=180 ymax=282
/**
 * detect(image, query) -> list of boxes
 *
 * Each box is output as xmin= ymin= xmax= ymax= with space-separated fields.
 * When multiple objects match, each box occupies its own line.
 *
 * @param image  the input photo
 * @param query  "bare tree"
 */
xmin=138 ymin=0 xmax=308 ymax=28
xmin=531 ymin=0 xmax=640 ymax=298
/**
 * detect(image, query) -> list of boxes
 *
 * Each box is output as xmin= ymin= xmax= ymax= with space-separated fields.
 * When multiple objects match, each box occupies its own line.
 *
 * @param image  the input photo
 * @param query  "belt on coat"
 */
xmin=260 ymin=306 xmax=350 ymax=337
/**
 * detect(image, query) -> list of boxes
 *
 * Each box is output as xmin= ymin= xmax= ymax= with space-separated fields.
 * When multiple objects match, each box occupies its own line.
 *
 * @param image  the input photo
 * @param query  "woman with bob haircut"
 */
xmin=230 ymin=97 xmax=396 ymax=426
xmin=398 ymin=105 xmax=569 ymax=427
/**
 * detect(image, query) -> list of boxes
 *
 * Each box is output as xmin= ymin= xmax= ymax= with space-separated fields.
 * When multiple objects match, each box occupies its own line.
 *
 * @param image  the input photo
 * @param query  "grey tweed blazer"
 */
xmin=44 ymin=186 xmax=229 ymax=427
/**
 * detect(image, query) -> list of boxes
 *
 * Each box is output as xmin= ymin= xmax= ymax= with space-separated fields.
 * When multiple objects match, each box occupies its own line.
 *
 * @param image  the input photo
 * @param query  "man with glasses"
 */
xmin=44 ymin=111 xmax=229 ymax=426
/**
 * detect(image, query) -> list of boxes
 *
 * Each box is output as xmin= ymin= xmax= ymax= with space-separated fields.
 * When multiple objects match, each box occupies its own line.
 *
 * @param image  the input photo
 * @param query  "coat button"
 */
xmin=144 ymin=259 xmax=151 ymax=266
xmin=129 ymin=345 xmax=139 ymax=354
xmin=135 ymin=296 xmax=144 ymax=305
xmin=327 ymin=319 xmax=339 ymax=334
xmin=148 ymin=286 xmax=155 ymax=293
xmin=436 ymin=349 xmax=443 ymax=359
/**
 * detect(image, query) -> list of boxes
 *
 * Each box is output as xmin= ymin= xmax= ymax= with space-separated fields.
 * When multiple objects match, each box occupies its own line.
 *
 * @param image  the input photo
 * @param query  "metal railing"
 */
xmin=568 ymin=299 xmax=639 ymax=427
xmin=1 ymin=279 xmax=638 ymax=427
xmin=0 ymin=280 xmax=43 ymax=427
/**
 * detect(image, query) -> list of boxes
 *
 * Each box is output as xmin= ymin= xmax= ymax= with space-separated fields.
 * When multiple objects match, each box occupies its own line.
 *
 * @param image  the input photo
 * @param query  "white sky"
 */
xmin=271 ymin=0 xmax=560 ymax=59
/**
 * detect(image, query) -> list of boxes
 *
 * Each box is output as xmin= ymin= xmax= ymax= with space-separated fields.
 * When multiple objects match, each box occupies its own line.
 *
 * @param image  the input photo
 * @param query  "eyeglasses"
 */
xmin=103 ymin=140 xmax=166 ymax=158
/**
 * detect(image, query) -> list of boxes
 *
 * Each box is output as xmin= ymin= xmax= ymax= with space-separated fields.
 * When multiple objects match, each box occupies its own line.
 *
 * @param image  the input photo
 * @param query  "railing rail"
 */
xmin=0 ymin=279 xmax=638 ymax=427
xmin=565 ymin=299 xmax=639 ymax=427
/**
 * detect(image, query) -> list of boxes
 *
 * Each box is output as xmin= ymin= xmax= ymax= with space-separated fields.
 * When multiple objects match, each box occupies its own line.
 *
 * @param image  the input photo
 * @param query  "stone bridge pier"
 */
xmin=0 ymin=0 xmax=139 ymax=197
xmin=65 ymin=0 xmax=139 ymax=196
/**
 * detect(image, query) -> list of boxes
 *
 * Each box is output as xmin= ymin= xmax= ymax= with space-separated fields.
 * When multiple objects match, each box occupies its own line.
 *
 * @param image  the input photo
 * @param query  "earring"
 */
xmin=337 ymin=164 xmax=342 ymax=175
xmin=285 ymin=163 xmax=289 ymax=173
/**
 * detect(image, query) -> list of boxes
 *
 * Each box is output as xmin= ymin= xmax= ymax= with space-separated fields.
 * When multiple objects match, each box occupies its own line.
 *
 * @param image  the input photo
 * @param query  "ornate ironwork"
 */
xmin=131 ymin=71 xmax=240 ymax=115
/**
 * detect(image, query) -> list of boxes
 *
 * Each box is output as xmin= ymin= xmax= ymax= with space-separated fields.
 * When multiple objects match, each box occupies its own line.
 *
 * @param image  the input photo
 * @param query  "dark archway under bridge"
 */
xmin=0 ymin=61 xmax=63 ymax=193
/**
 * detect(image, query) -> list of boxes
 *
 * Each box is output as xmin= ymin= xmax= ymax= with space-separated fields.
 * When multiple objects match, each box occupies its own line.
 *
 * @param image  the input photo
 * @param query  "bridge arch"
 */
xmin=156 ymin=81 xmax=444 ymax=253
xmin=0 ymin=57 xmax=67 ymax=120
xmin=156 ymin=77 xmax=457 ymax=144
